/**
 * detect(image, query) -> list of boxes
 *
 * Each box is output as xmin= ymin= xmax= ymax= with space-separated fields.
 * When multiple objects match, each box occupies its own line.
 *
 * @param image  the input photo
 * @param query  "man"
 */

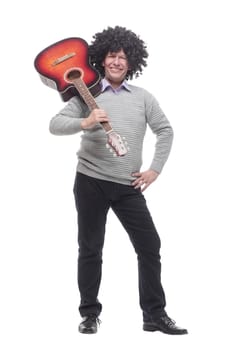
xmin=49 ymin=26 xmax=188 ymax=335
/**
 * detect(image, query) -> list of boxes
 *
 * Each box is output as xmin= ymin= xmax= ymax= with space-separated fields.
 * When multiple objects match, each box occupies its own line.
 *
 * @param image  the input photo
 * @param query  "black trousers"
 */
xmin=73 ymin=172 xmax=166 ymax=321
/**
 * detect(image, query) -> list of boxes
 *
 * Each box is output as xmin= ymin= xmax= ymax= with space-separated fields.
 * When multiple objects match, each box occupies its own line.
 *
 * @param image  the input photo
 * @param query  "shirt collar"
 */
xmin=101 ymin=78 xmax=131 ymax=93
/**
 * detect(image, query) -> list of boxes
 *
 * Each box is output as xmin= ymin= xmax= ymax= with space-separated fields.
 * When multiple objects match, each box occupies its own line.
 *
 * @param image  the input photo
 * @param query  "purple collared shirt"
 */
xmin=101 ymin=78 xmax=131 ymax=94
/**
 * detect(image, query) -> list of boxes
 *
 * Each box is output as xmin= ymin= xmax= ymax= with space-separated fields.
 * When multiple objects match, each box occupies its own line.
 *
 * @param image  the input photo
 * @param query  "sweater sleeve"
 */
xmin=145 ymin=92 xmax=174 ymax=173
xmin=49 ymin=96 xmax=88 ymax=135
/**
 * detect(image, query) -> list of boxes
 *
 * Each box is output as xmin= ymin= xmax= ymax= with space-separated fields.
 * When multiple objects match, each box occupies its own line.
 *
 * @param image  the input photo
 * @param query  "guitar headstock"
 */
xmin=106 ymin=131 xmax=128 ymax=156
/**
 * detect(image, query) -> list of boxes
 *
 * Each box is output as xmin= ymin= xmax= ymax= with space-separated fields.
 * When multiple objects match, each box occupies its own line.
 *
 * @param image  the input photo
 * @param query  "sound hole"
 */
xmin=66 ymin=69 xmax=82 ymax=81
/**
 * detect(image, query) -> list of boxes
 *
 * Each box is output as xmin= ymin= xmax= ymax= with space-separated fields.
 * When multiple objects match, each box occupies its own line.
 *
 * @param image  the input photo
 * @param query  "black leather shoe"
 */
xmin=143 ymin=315 xmax=188 ymax=335
xmin=78 ymin=314 xmax=100 ymax=334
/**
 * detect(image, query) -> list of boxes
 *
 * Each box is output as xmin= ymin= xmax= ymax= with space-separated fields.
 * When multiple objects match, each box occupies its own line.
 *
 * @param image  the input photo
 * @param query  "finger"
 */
xmin=99 ymin=116 xmax=109 ymax=122
xmin=132 ymin=178 xmax=142 ymax=186
xmin=132 ymin=172 xmax=141 ymax=177
xmin=133 ymin=179 xmax=146 ymax=189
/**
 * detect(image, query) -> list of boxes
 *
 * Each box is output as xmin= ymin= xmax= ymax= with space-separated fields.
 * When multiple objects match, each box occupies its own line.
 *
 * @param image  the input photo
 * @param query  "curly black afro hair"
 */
xmin=88 ymin=26 xmax=148 ymax=80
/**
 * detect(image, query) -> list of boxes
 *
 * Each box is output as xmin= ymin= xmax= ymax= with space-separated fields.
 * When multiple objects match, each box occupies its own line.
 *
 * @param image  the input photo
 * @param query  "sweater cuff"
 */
xmin=149 ymin=160 xmax=163 ymax=174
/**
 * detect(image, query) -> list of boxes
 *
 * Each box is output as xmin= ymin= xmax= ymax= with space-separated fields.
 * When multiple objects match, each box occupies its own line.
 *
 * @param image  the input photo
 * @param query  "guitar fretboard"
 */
xmin=72 ymin=77 xmax=113 ymax=133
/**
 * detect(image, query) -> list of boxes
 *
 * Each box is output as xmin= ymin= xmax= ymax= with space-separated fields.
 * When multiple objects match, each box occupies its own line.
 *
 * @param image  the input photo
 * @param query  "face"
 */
xmin=102 ymin=49 xmax=129 ymax=88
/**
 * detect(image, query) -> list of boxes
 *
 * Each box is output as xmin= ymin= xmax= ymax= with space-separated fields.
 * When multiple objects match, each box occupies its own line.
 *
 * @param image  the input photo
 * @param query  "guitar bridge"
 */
xmin=52 ymin=52 xmax=76 ymax=66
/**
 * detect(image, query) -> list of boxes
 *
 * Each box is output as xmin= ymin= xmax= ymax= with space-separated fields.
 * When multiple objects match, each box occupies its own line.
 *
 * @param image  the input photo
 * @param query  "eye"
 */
xmin=107 ymin=53 xmax=116 ymax=58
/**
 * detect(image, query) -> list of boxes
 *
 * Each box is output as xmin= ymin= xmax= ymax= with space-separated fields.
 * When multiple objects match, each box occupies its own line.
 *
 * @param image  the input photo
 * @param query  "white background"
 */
xmin=1 ymin=0 xmax=232 ymax=349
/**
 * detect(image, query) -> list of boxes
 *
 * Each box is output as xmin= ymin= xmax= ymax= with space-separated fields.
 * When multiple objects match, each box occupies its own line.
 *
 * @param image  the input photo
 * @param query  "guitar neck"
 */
xmin=72 ymin=77 xmax=113 ymax=133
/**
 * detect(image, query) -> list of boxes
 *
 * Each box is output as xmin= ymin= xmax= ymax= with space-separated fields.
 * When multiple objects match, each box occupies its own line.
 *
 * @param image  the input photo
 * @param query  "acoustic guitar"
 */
xmin=34 ymin=37 xmax=127 ymax=156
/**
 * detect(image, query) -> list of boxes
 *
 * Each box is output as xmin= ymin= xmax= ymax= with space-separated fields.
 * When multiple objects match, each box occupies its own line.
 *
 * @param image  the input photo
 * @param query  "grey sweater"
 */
xmin=49 ymin=84 xmax=174 ymax=185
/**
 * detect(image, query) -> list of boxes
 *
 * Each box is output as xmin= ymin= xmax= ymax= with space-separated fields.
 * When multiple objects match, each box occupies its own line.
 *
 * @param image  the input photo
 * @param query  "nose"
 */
xmin=112 ymin=56 xmax=120 ymax=64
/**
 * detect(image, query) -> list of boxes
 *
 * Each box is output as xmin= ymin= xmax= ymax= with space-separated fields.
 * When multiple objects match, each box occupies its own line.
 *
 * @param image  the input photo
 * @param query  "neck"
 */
xmin=105 ymin=77 xmax=124 ymax=89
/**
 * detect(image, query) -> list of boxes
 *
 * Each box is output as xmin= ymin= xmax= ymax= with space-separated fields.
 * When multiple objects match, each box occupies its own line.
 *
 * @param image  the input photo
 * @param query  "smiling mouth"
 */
xmin=109 ymin=68 xmax=122 ymax=73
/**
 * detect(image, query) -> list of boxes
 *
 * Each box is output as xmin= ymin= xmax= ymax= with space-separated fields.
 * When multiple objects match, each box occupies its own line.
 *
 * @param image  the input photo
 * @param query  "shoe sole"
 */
xmin=79 ymin=327 xmax=97 ymax=334
xmin=143 ymin=324 xmax=188 ymax=335
xmin=143 ymin=324 xmax=159 ymax=332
